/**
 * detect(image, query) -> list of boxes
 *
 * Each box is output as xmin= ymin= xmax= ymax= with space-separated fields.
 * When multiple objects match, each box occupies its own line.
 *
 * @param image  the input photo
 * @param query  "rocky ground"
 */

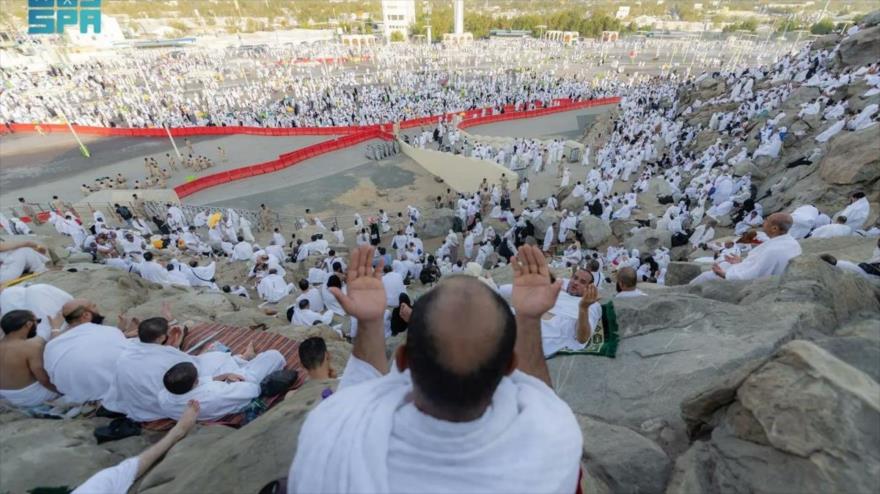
xmin=1 ymin=234 xmax=877 ymax=493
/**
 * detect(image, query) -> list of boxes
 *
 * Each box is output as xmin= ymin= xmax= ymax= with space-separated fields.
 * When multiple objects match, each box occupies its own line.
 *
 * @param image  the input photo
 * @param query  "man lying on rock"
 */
xmin=289 ymin=245 xmax=583 ymax=492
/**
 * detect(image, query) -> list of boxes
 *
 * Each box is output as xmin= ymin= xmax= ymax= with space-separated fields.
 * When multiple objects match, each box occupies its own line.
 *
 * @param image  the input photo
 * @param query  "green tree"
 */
xmin=390 ymin=31 xmax=405 ymax=42
xmin=810 ymin=18 xmax=835 ymax=35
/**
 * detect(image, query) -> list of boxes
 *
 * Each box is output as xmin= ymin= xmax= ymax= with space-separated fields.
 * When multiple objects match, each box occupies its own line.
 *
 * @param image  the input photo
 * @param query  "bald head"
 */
xmin=618 ymin=267 xmax=638 ymax=291
xmin=764 ymin=212 xmax=793 ymax=237
xmin=403 ymin=276 xmax=516 ymax=418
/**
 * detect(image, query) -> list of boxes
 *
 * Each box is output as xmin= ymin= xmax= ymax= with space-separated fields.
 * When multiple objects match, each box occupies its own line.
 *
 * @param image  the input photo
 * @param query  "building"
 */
xmin=381 ymin=0 xmax=415 ymax=39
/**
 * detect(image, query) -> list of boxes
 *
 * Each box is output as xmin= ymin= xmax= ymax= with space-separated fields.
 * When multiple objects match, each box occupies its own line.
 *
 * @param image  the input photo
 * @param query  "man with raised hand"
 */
xmin=289 ymin=245 xmax=582 ymax=492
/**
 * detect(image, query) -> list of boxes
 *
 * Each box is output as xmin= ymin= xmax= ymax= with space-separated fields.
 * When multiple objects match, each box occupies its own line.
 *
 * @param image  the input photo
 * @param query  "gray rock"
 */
xmin=560 ymin=194 xmax=586 ymax=214
xmin=140 ymin=380 xmax=335 ymax=494
xmin=819 ymin=125 xmax=880 ymax=185
xmin=549 ymin=292 xmax=803 ymax=455
xmin=578 ymin=214 xmax=612 ymax=248
xmin=417 ymin=208 xmax=456 ymax=238
xmin=0 ymin=415 xmax=156 ymax=493
xmin=610 ymin=219 xmax=640 ymax=239
xmin=836 ymin=25 xmax=880 ymax=69
xmin=815 ymin=317 xmax=880 ymax=382
xmin=531 ymin=210 xmax=561 ymax=240
xmin=578 ymin=414 xmax=671 ymax=494
xmin=666 ymin=341 xmax=880 ymax=494
xmin=665 ymin=262 xmax=704 ymax=286
xmin=623 ymin=228 xmax=672 ymax=253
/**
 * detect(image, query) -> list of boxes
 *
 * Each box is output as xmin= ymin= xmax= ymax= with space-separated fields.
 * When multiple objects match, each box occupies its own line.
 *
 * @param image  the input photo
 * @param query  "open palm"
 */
xmin=329 ymin=246 xmax=387 ymax=324
xmin=511 ymin=245 xmax=562 ymax=319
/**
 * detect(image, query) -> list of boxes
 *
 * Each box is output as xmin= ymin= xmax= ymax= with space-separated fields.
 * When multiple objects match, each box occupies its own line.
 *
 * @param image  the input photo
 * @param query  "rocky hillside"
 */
xmin=1 ymin=234 xmax=878 ymax=493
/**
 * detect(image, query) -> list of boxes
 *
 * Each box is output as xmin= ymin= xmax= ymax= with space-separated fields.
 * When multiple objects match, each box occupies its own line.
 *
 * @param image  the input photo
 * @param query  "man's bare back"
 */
xmin=0 ymin=337 xmax=54 ymax=391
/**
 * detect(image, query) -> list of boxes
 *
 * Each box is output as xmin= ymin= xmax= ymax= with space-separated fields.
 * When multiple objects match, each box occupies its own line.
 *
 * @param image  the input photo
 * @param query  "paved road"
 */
xmin=0 ymin=133 xmax=331 ymax=209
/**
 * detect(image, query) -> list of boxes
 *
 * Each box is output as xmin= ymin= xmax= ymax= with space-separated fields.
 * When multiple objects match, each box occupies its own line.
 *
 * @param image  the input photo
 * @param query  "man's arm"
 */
xmin=136 ymin=400 xmax=200 ymax=477
xmin=329 ymin=246 xmax=389 ymax=375
xmin=27 ymin=344 xmax=59 ymax=394
xmin=511 ymin=245 xmax=562 ymax=388
xmin=575 ymin=285 xmax=600 ymax=344
xmin=0 ymin=239 xmax=45 ymax=254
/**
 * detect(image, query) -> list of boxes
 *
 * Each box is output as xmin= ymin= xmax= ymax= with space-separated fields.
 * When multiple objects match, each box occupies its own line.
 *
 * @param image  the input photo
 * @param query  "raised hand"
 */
xmin=329 ymin=246 xmax=386 ymax=324
xmin=579 ymin=283 xmax=599 ymax=311
xmin=161 ymin=301 xmax=173 ymax=322
xmin=510 ymin=245 xmax=563 ymax=320
xmin=48 ymin=310 xmax=65 ymax=330
xmin=170 ymin=400 xmax=200 ymax=439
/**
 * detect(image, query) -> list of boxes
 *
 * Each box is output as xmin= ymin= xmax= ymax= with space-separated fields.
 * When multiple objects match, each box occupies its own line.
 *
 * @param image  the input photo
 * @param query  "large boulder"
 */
xmin=417 ymin=208 xmax=456 ymax=238
xmin=0 ymin=411 xmax=157 ymax=493
xmin=665 ymin=262 xmax=704 ymax=286
xmin=815 ymin=318 xmax=880 ymax=382
xmin=835 ymin=25 xmax=880 ymax=69
xmin=578 ymin=414 xmax=672 ymax=494
xmin=578 ymin=213 xmax=612 ymax=248
xmin=666 ymin=341 xmax=880 ymax=494
xmin=139 ymin=380 xmax=335 ymax=493
xmin=531 ymin=210 xmax=561 ymax=239
xmin=623 ymin=228 xmax=672 ymax=253
xmin=549 ymin=293 xmax=804 ymax=455
xmin=818 ymin=125 xmax=880 ymax=185
xmin=560 ymin=194 xmax=586 ymax=214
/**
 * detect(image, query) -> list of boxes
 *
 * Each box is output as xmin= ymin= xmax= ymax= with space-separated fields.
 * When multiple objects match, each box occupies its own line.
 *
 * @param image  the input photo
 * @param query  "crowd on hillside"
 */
xmin=1 ymin=22 xmax=880 ymax=494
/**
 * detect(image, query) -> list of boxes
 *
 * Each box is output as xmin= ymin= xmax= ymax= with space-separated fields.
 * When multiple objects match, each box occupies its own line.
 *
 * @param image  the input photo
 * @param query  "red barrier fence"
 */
xmin=173 ymin=128 xmax=394 ymax=199
xmin=0 ymin=97 xmax=619 ymax=138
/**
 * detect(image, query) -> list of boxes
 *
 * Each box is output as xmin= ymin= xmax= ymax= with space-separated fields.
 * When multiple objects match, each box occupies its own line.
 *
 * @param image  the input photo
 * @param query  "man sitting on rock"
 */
xmin=690 ymin=213 xmax=802 ymax=285
xmin=0 ymin=310 xmax=61 ymax=407
xmin=291 ymin=299 xmax=334 ymax=327
xmin=101 ymin=314 xmax=196 ymax=422
xmin=158 ymin=343 xmax=285 ymax=421
xmin=0 ymin=238 xmax=50 ymax=283
xmin=615 ymin=267 xmax=647 ymax=298
xmin=43 ymin=299 xmax=139 ymax=404
xmin=289 ymin=246 xmax=582 ymax=492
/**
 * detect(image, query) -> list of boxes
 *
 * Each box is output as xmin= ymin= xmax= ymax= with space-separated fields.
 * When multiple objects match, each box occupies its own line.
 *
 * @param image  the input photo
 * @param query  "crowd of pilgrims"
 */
xmin=1 ymin=27 xmax=879 ymax=493
xmin=1 ymin=39 xmax=627 ymax=130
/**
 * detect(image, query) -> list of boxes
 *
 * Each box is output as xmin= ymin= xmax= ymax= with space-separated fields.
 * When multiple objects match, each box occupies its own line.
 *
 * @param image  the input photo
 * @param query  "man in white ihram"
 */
xmin=690 ymin=213 xmax=802 ymax=285
xmin=289 ymin=246 xmax=582 ymax=492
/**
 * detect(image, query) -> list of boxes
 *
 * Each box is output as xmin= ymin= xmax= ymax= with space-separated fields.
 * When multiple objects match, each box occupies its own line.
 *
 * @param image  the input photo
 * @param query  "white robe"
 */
xmin=43 ymin=323 xmax=130 ymax=403
xmin=690 ymin=234 xmax=802 ymax=285
xmin=0 ymin=283 xmax=73 ymax=340
xmin=836 ymin=198 xmax=870 ymax=229
xmin=0 ymin=380 xmax=60 ymax=408
xmin=809 ymin=223 xmax=852 ymax=239
xmin=257 ymin=274 xmax=293 ymax=303
xmin=289 ymin=356 xmax=581 ymax=493
xmin=382 ymin=272 xmax=407 ymax=307
xmin=138 ymin=260 xmax=172 ymax=285
xmin=101 ymin=341 xmax=199 ymax=421
xmin=157 ymin=351 xmax=285 ymax=421
xmin=0 ymin=247 xmax=49 ymax=283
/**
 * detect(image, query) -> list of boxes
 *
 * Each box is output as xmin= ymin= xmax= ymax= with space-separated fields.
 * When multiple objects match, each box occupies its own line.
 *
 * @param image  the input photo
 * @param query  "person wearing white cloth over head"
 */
xmin=834 ymin=192 xmax=870 ymax=230
xmin=289 ymin=245 xmax=582 ymax=493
